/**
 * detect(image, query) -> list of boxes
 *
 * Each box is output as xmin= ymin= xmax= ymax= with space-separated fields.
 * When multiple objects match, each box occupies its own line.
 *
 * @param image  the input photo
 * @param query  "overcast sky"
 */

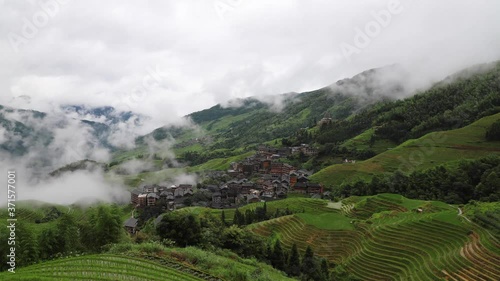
xmin=1 ymin=0 xmax=499 ymax=128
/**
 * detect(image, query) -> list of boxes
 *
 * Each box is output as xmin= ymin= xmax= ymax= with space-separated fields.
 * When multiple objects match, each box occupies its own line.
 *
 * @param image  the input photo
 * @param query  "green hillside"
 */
xmin=247 ymin=194 xmax=500 ymax=281
xmin=0 ymin=249 xmax=296 ymax=281
xmin=110 ymin=61 xmax=500 ymax=184
xmin=112 ymin=65 xmax=405 ymax=167
xmin=0 ymin=254 xmax=209 ymax=281
xmin=177 ymin=197 xmax=339 ymax=224
xmin=311 ymin=112 xmax=500 ymax=187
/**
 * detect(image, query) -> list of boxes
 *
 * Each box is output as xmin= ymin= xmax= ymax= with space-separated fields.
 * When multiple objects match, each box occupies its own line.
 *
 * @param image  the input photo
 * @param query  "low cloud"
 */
xmin=2 ymin=1 xmax=498 ymax=123
xmin=0 ymin=168 xmax=129 ymax=206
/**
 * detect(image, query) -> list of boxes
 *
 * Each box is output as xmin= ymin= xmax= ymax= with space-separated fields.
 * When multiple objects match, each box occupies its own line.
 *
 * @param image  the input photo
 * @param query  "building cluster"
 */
xmin=129 ymin=145 xmax=326 ymax=210
xmin=130 ymin=184 xmax=194 ymax=210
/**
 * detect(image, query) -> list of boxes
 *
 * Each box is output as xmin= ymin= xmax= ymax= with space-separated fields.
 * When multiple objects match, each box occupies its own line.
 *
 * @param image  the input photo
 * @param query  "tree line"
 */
xmin=156 ymin=205 xmax=348 ymax=280
xmin=337 ymin=156 xmax=500 ymax=204
xmin=0 ymin=205 xmax=124 ymax=271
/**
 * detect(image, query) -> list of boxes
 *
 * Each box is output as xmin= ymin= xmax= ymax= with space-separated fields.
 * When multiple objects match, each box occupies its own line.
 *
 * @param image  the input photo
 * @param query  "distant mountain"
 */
xmin=139 ymin=64 xmax=407 ymax=151
xmin=118 ymin=61 xmax=500 ymax=180
xmin=0 ymin=104 xmax=148 ymax=178
xmin=0 ymin=106 xmax=52 ymax=156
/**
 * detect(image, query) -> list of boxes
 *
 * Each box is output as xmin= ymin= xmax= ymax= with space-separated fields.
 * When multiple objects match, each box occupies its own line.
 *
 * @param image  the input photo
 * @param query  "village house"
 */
xmin=292 ymin=182 xmax=308 ymax=194
xmin=247 ymin=194 xmax=260 ymax=204
xmin=130 ymin=188 xmax=142 ymax=205
xmin=147 ymin=193 xmax=160 ymax=206
xmin=123 ymin=217 xmax=138 ymax=234
xmin=131 ymin=183 xmax=195 ymax=208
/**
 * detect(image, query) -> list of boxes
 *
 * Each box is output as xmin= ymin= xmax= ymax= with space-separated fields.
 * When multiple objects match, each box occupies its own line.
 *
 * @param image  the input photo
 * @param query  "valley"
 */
xmin=1 ymin=61 xmax=499 ymax=280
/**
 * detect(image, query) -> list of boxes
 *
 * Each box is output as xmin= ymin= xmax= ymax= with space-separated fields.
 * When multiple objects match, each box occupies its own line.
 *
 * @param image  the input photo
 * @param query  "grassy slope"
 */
xmin=1 ymin=247 xmax=295 ymax=281
xmin=311 ymin=113 xmax=500 ymax=186
xmin=340 ymin=128 xmax=396 ymax=154
xmin=187 ymin=151 xmax=255 ymax=172
xmin=0 ymin=254 xmax=207 ymax=281
xmin=177 ymin=197 xmax=340 ymax=227
xmin=0 ymin=201 xmax=132 ymax=237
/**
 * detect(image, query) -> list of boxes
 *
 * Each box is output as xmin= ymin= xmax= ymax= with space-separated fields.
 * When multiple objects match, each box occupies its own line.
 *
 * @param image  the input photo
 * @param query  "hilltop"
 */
xmin=311 ymin=112 xmax=500 ymax=187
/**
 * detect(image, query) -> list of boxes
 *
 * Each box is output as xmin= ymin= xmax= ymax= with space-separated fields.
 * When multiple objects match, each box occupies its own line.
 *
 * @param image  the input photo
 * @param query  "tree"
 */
xmin=183 ymin=197 xmax=193 ymax=206
xmin=287 ymin=243 xmax=301 ymax=277
xmin=255 ymin=202 xmax=268 ymax=221
xmin=233 ymin=209 xmax=245 ymax=226
xmin=57 ymin=213 xmax=80 ymax=253
xmin=301 ymin=246 xmax=319 ymax=281
xmin=221 ymin=225 xmax=265 ymax=258
xmin=38 ymin=228 xmax=60 ymax=259
xmin=245 ymin=209 xmax=254 ymax=225
xmin=486 ymin=119 xmax=500 ymax=141
xmin=220 ymin=210 xmax=227 ymax=226
xmin=320 ymin=258 xmax=330 ymax=280
xmin=94 ymin=205 xmax=122 ymax=248
xmin=16 ymin=222 xmax=38 ymax=266
xmin=157 ymin=212 xmax=201 ymax=246
xmin=271 ymin=239 xmax=286 ymax=271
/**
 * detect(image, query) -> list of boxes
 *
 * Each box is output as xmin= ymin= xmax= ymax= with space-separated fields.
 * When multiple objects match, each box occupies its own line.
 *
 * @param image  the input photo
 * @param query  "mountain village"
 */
xmin=129 ymin=145 xmax=326 ymax=211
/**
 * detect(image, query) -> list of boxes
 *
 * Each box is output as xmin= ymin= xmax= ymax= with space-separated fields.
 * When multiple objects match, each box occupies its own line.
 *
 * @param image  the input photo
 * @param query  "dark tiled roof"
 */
xmin=131 ymin=189 xmax=143 ymax=195
xmin=124 ymin=217 xmax=138 ymax=228
xmin=147 ymin=193 xmax=160 ymax=199
xmin=294 ymin=182 xmax=307 ymax=188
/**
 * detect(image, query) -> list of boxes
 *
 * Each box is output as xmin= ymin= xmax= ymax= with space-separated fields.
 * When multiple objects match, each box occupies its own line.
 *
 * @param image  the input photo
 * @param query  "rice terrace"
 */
xmin=1 ymin=1 xmax=500 ymax=280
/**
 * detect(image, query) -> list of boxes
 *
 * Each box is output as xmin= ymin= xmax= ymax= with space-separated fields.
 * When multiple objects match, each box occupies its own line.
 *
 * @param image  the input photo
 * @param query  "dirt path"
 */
xmin=449 ymin=205 xmax=471 ymax=222
xmin=458 ymin=207 xmax=471 ymax=222
xmin=327 ymin=201 xmax=342 ymax=209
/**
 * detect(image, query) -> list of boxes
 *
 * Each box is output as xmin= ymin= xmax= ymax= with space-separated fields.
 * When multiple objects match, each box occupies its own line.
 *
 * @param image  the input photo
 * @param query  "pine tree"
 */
xmin=262 ymin=201 xmax=268 ymax=220
xmin=301 ymin=246 xmax=319 ymax=280
xmin=220 ymin=210 xmax=227 ymax=226
xmin=287 ymin=243 xmax=301 ymax=276
xmin=320 ymin=258 xmax=329 ymax=280
xmin=265 ymin=243 xmax=273 ymax=264
xmin=245 ymin=209 xmax=254 ymax=224
xmin=233 ymin=209 xmax=245 ymax=226
xmin=271 ymin=239 xmax=286 ymax=271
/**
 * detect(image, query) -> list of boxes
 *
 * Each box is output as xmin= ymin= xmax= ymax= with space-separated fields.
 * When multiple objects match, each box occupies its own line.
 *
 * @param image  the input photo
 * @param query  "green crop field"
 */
xmin=0 ymin=254 xmax=212 ymax=281
xmin=247 ymin=194 xmax=500 ymax=281
xmin=186 ymin=151 xmax=255 ymax=172
xmin=311 ymin=113 xmax=500 ymax=187
xmin=177 ymin=197 xmax=339 ymax=224
xmin=340 ymin=128 xmax=397 ymax=154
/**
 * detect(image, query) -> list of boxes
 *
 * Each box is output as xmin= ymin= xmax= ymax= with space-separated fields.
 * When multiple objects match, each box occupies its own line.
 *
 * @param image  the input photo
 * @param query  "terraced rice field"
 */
xmin=248 ymin=215 xmax=362 ymax=263
xmin=1 ymin=254 xmax=219 ymax=281
xmin=179 ymin=197 xmax=339 ymax=223
xmin=249 ymin=195 xmax=500 ymax=280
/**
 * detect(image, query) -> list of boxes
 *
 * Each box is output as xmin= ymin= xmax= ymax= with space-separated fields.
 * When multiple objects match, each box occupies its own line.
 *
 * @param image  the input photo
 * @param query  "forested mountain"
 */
xmin=126 ymin=61 xmax=500 ymax=174
xmin=138 ymin=64 xmax=406 ymax=149
xmin=3 ymin=62 xmax=500 ymax=281
xmin=0 ymin=104 xmax=146 ymax=157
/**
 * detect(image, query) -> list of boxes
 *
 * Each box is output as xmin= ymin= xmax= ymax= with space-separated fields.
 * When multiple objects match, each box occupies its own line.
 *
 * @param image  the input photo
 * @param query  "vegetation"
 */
xmin=337 ymin=155 xmax=500 ymax=204
xmin=249 ymin=194 xmax=500 ymax=281
xmin=0 ymin=204 xmax=128 ymax=271
xmin=312 ymin=113 xmax=500 ymax=186
xmin=2 ymin=62 xmax=500 ymax=280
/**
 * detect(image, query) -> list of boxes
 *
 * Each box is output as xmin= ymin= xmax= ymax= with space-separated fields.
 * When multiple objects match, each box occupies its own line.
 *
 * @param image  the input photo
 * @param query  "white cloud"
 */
xmin=0 ymin=0 xmax=497 ymax=123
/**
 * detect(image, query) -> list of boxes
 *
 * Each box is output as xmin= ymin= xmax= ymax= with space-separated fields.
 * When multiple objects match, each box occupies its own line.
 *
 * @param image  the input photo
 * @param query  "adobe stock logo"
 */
xmin=340 ymin=0 xmax=404 ymax=62
xmin=213 ymin=0 xmax=245 ymax=20
xmin=7 ymin=0 xmax=71 ymax=53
